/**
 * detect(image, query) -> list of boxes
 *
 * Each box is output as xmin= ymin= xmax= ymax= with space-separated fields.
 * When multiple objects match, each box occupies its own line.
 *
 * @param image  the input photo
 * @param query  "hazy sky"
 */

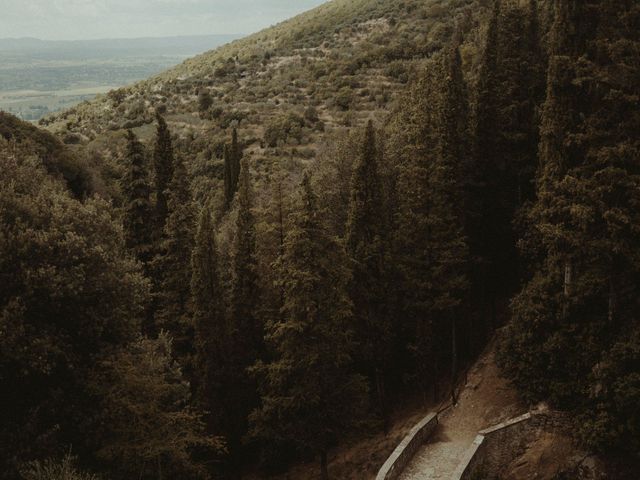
xmin=0 ymin=0 xmax=328 ymax=41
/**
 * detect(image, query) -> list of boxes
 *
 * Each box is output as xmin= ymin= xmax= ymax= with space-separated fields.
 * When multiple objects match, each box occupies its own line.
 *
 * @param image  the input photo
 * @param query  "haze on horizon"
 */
xmin=0 ymin=0 xmax=328 ymax=41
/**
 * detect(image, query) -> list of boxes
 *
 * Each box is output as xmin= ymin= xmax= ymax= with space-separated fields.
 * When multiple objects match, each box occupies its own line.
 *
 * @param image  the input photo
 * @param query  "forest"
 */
xmin=0 ymin=0 xmax=639 ymax=479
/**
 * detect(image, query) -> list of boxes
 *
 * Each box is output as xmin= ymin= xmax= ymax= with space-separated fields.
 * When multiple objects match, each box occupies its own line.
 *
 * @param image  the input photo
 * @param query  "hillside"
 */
xmin=41 ymin=0 xmax=486 ymax=171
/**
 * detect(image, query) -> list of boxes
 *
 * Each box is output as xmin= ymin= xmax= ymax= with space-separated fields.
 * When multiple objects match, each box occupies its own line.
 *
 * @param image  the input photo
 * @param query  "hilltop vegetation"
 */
xmin=41 ymin=0 xmax=486 ymax=173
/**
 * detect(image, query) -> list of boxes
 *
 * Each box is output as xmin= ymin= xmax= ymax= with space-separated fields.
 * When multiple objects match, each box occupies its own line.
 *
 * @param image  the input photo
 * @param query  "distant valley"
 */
xmin=0 ymin=34 xmax=241 ymax=120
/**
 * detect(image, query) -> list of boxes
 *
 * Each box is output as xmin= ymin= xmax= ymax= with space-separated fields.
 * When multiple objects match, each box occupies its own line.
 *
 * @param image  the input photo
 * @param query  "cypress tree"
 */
xmin=190 ymin=207 xmax=227 ymax=434
xmin=440 ymin=34 xmax=472 ymax=402
xmin=471 ymin=0 xmax=546 ymax=334
xmin=345 ymin=120 xmax=392 ymax=424
xmin=226 ymin=157 xmax=262 ymax=460
xmin=499 ymin=0 xmax=640 ymax=456
xmin=154 ymin=153 xmax=196 ymax=358
xmin=223 ymin=129 xmax=243 ymax=209
xmin=122 ymin=129 xmax=154 ymax=265
xmin=472 ymin=0 xmax=503 ymax=333
xmin=223 ymin=144 xmax=233 ymax=208
xmin=153 ymin=114 xmax=175 ymax=238
xmin=231 ymin=128 xmax=242 ymax=193
xmin=251 ymin=175 xmax=368 ymax=480
xmin=391 ymin=55 xmax=469 ymax=401
xmin=230 ymin=158 xmax=262 ymax=362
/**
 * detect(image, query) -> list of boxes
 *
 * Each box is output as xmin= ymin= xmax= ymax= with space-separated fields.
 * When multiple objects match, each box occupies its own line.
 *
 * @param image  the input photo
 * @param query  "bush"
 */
xmin=20 ymin=454 xmax=98 ymax=480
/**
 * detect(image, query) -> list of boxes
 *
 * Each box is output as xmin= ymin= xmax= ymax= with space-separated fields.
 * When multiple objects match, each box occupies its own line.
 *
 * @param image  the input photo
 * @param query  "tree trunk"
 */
xmin=320 ymin=450 xmax=329 ymax=480
xmin=563 ymin=260 xmax=572 ymax=319
xmin=564 ymin=261 xmax=572 ymax=297
xmin=608 ymin=277 xmax=616 ymax=323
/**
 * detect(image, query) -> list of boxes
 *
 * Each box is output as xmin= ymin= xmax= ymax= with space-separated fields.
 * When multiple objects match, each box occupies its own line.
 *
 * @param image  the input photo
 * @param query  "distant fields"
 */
xmin=0 ymin=35 xmax=241 ymax=121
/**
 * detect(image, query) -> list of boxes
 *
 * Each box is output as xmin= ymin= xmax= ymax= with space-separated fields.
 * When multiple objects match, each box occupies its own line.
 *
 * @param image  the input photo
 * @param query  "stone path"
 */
xmin=399 ymin=348 xmax=523 ymax=480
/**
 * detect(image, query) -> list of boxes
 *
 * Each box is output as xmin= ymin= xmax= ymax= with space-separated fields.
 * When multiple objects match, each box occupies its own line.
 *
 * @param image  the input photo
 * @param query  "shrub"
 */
xmin=20 ymin=453 xmax=98 ymax=480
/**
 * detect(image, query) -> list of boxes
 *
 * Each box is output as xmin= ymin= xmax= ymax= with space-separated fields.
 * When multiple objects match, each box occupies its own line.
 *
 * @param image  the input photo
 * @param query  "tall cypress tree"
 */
xmin=472 ymin=0 xmax=546 ymax=333
xmin=391 ymin=54 xmax=469 ymax=400
xmin=223 ymin=129 xmax=243 ymax=209
xmin=154 ymin=153 xmax=196 ymax=358
xmin=472 ymin=0 xmax=503 ymax=333
xmin=153 ymin=114 xmax=175 ymax=238
xmin=251 ymin=175 xmax=368 ymax=480
xmin=122 ymin=129 xmax=154 ymax=265
xmin=231 ymin=128 xmax=242 ymax=193
xmin=191 ymin=207 xmax=228 ymax=436
xmin=223 ymin=144 xmax=233 ymax=208
xmin=345 ymin=120 xmax=392 ymax=424
xmin=440 ymin=34 xmax=472 ymax=402
xmin=226 ymin=157 xmax=262 ymax=460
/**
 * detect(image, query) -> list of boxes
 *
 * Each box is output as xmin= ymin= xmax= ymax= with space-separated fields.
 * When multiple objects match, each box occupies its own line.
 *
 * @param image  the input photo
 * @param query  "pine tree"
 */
xmin=345 ymin=120 xmax=392 ymax=424
xmin=122 ymin=130 xmax=154 ymax=264
xmin=154 ymin=153 xmax=196 ymax=358
xmin=190 ymin=207 xmax=227 ymax=434
xmin=153 ymin=114 xmax=175 ymax=237
xmin=251 ymin=175 xmax=368 ymax=480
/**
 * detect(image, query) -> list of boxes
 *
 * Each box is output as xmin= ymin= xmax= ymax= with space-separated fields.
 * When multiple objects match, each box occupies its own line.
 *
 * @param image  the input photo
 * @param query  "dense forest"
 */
xmin=1 ymin=0 xmax=639 ymax=479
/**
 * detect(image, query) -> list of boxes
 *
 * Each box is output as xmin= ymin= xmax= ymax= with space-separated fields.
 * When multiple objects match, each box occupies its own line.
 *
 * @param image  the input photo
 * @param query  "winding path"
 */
xmin=398 ymin=348 xmax=522 ymax=479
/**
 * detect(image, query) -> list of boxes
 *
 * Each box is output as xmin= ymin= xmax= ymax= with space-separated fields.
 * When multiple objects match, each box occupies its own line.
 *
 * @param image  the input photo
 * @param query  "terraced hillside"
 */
xmin=40 ymin=0 xmax=488 ymax=195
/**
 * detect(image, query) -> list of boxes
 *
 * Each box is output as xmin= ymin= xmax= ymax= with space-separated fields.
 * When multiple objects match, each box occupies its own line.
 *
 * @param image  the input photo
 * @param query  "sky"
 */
xmin=0 ymin=0 xmax=328 ymax=41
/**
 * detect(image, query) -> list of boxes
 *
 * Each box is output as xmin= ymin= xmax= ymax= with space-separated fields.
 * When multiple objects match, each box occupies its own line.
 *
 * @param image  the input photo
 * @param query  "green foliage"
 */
xmin=0 ymin=112 xmax=93 ymax=197
xmin=251 ymin=175 xmax=368 ymax=479
xmin=263 ymin=113 xmax=305 ymax=148
xmin=20 ymin=453 xmax=99 ymax=480
xmin=472 ymin=0 xmax=546 ymax=312
xmin=154 ymin=153 xmax=196 ymax=355
xmin=0 ymin=144 xmax=148 ymax=476
xmin=190 ymin=207 xmax=228 ymax=439
xmin=122 ymin=130 xmax=154 ymax=264
xmin=223 ymin=129 xmax=242 ymax=208
xmin=580 ymin=330 xmax=640 ymax=455
xmin=346 ymin=121 xmax=393 ymax=420
xmin=152 ymin=114 xmax=175 ymax=236
xmin=389 ymin=51 xmax=469 ymax=394
xmin=225 ymin=158 xmax=263 ymax=458
xmin=498 ymin=0 xmax=640 ymax=458
xmin=91 ymin=333 xmax=222 ymax=479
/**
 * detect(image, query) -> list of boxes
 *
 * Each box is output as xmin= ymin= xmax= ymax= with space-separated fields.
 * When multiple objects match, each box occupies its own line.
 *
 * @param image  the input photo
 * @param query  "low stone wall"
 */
xmin=451 ymin=410 xmax=560 ymax=479
xmin=376 ymin=412 xmax=439 ymax=480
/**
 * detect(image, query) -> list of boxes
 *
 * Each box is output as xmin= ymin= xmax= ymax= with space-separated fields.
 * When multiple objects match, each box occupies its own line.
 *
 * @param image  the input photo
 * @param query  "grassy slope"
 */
xmin=41 ymin=0 xmax=484 ymax=156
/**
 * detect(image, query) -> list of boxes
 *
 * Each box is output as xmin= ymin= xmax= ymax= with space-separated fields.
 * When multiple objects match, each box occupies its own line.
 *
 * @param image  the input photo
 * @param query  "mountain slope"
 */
xmin=42 ymin=0 xmax=485 ymax=149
